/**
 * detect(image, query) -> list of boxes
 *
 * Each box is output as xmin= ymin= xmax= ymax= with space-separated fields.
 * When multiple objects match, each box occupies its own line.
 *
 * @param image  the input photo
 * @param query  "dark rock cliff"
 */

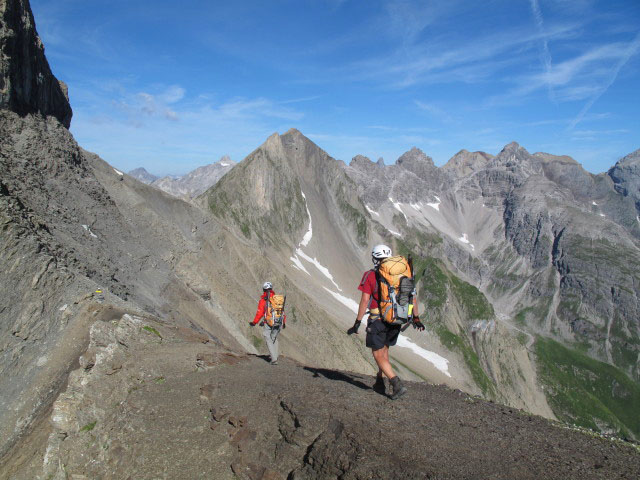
xmin=0 ymin=0 xmax=72 ymax=127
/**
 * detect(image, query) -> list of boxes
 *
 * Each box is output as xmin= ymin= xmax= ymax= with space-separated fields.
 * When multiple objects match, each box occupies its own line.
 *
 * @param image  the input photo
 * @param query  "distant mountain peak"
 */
xmin=502 ymin=141 xmax=523 ymax=153
xmin=397 ymin=147 xmax=433 ymax=166
xmin=396 ymin=147 xmax=437 ymax=172
xmin=442 ymin=149 xmax=493 ymax=174
xmin=349 ymin=155 xmax=374 ymax=168
xmin=127 ymin=167 xmax=159 ymax=184
xmin=616 ymin=148 xmax=640 ymax=167
xmin=284 ymin=127 xmax=303 ymax=136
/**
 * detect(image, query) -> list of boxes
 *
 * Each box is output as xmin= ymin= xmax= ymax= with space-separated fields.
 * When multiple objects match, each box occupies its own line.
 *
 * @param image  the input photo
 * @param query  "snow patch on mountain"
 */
xmin=365 ymin=205 xmax=379 ymax=216
xmin=290 ymin=190 xmax=341 ymax=290
xmin=388 ymin=229 xmax=403 ymax=237
xmin=389 ymin=197 xmax=408 ymax=221
xmin=458 ymin=233 xmax=475 ymax=251
xmin=323 ymin=287 xmax=359 ymax=313
xmin=113 ymin=168 xmax=123 ymax=176
xmin=296 ymin=249 xmax=342 ymax=291
xmin=300 ymin=191 xmax=313 ymax=247
xmin=290 ymin=255 xmax=310 ymax=275
xmin=427 ymin=196 xmax=441 ymax=211
xmin=396 ymin=336 xmax=451 ymax=377
xmin=82 ymin=225 xmax=98 ymax=238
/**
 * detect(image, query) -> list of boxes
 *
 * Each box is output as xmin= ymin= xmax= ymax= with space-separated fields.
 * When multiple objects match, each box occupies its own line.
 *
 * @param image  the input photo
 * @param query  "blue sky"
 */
xmin=32 ymin=0 xmax=640 ymax=175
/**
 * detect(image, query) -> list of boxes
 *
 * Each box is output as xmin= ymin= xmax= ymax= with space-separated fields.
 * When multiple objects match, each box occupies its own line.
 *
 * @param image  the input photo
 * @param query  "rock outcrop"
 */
xmin=28 ymin=313 xmax=640 ymax=480
xmin=609 ymin=148 xmax=640 ymax=212
xmin=0 ymin=0 xmax=72 ymax=127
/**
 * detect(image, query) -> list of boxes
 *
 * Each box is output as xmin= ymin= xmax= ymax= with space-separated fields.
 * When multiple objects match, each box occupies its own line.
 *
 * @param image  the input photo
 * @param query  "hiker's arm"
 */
xmin=348 ymin=291 xmax=370 ymax=335
xmin=412 ymin=299 xmax=425 ymax=331
xmin=356 ymin=291 xmax=370 ymax=322
xmin=251 ymin=297 xmax=265 ymax=325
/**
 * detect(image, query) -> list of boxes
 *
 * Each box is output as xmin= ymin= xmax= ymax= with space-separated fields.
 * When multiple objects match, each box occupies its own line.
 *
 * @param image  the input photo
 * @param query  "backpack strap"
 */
xmin=263 ymin=291 xmax=270 ymax=323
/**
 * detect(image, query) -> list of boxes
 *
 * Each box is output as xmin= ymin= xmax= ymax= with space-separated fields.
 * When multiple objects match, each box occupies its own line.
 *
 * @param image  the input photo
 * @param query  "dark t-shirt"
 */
xmin=358 ymin=270 xmax=378 ymax=309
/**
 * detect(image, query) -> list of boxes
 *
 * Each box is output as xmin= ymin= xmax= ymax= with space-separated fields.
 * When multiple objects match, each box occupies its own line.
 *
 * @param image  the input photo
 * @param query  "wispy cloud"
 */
xmin=347 ymin=21 xmax=578 ymax=89
xmin=70 ymin=80 xmax=306 ymax=173
xmin=569 ymin=30 xmax=640 ymax=128
xmin=487 ymin=42 xmax=634 ymax=106
xmin=414 ymin=100 xmax=454 ymax=123
xmin=529 ymin=0 xmax=556 ymax=102
xmin=280 ymin=95 xmax=321 ymax=105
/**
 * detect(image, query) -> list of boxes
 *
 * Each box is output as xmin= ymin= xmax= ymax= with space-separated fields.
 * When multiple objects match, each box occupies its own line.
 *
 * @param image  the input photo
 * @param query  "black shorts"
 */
xmin=366 ymin=318 xmax=401 ymax=351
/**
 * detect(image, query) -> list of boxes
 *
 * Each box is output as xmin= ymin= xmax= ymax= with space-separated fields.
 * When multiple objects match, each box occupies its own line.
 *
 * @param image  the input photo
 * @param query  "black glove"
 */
xmin=412 ymin=316 xmax=425 ymax=331
xmin=283 ymin=323 xmax=286 ymax=329
xmin=347 ymin=319 xmax=361 ymax=335
xmin=249 ymin=322 xmax=255 ymax=327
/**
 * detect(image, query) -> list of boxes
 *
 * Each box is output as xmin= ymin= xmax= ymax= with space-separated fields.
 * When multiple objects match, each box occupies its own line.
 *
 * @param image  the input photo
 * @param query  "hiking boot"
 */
xmin=270 ymin=360 xmax=278 ymax=365
xmin=372 ymin=376 xmax=386 ymax=394
xmin=390 ymin=376 xmax=407 ymax=400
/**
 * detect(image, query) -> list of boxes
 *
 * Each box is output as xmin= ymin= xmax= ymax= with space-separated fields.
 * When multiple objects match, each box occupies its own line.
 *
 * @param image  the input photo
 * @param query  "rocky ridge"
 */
xmin=14 ymin=309 xmax=640 ymax=479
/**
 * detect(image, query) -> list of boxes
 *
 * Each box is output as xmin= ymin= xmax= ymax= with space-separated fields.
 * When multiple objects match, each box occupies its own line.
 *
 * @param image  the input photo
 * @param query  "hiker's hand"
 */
xmin=412 ymin=316 xmax=425 ymax=331
xmin=249 ymin=322 xmax=255 ymax=327
xmin=283 ymin=323 xmax=286 ymax=329
xmin=347 ymin=319 xmax=361 ymax=335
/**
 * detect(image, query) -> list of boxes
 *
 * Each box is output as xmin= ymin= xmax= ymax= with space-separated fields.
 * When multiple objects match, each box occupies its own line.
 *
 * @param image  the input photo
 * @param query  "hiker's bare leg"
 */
xmin=372 ymin=346 xmax=394 ymax=379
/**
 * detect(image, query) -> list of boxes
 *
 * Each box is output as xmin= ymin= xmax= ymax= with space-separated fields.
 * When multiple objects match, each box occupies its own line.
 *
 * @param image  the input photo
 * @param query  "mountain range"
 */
xmin=128 ymin=157 xmax=236 ymax=200
xmin=1 ymin=0 xmax=639 ymax=478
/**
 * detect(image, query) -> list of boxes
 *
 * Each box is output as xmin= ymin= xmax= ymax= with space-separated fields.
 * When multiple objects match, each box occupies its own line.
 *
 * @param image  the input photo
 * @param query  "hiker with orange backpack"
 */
xmin=250 ymin=282 xmax=286 ymax=365
xmin=348 ymin=245 xmax=425 ymax=399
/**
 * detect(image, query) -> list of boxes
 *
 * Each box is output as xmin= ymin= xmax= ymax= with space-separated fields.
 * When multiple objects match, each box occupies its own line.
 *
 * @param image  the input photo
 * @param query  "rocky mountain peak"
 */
xmin=502 ymin=141 xmax=522 ymax=152
xmin=493 ymin=141 xmax=544 ymax=177
xmin=534 ymin=152 xmax=580 ymax=166
xmin=127 ymin=167 xmax=159 ymax=184
xmin=376 ymin=157 xmax=385 ymax=167
xmin=0 ymin=0 xmax=72 ymax=127
xmin=615 ymin=148 xmax=640 ymax=167
xmin=608 ymin=148 xmax=640 ymax=209
xmin=396 ymin=146 xmax=435 ymax=168
xmin=395 ymin=146 xmax=442 ymax=185
xmin=349 ymin=154 xmax=374 ymax=168
xmin=218 ymin=154 xmax=233 ymax=166
xmin=442 ymin=149 xmax=493 ymax=176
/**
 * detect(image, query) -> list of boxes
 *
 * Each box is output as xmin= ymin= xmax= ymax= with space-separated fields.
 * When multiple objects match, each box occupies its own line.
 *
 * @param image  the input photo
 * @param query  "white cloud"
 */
xmin=347 ymin=21 xmax=578 ymax=89
xmin=487 ymin=41 xmax=637 ymax=106
xmin=569 ymin=30 xmax=640 ymax=128
xmin=529 ymin=0 xmax=555 ymax=102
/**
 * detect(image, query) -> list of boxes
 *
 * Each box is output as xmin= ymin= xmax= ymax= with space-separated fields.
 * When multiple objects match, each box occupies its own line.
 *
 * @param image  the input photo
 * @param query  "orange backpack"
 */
xmin=376 ymin=256 xmax=416 ymax=324
xmin=264 ymin=294 xmax=286 ymax=327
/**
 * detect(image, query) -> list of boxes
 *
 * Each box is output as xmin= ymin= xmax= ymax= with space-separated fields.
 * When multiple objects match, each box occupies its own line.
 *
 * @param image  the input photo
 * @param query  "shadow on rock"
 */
xmin=303 ymin=367 xmax=370 ymax=391
xmin=250 ymin=354 xmax=273 ymax=364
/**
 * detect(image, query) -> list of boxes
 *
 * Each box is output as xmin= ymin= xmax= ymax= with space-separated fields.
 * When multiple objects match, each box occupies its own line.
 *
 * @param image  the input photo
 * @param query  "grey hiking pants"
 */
xmin=262 ymin=324 xmax=281 ymax=362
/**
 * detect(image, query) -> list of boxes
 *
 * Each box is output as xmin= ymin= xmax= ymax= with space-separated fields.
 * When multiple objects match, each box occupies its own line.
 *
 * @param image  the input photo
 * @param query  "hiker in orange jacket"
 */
xmin=249 ymin=282 xmax=286 ymax=365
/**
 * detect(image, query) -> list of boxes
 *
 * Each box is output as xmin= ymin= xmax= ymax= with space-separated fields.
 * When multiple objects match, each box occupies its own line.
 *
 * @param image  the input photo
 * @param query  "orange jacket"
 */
xmin=252 ymin=291 xmax=286 ymax=326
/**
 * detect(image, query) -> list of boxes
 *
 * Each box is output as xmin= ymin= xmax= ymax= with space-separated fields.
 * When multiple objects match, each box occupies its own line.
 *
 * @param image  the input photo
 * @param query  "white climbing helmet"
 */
xmin=262 ymin=281 xmax=273 ymax=291
xmin=371 ymin=244 xmax=392 ymax=266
